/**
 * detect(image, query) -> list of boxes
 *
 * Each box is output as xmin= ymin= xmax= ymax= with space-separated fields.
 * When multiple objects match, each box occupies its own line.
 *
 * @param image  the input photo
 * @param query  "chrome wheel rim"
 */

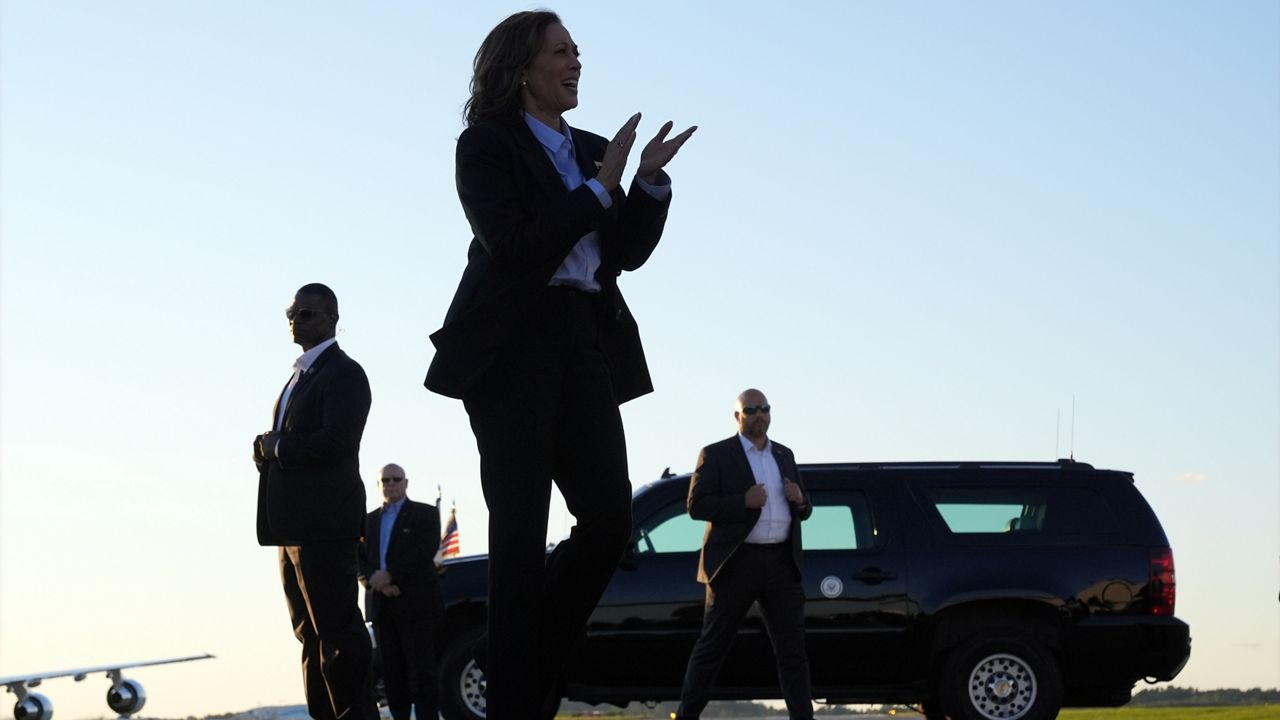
xmin=966 ymin=652 xmax=1038 ymax=719
xmin=460 ymin=658 xmax=487 ymax=717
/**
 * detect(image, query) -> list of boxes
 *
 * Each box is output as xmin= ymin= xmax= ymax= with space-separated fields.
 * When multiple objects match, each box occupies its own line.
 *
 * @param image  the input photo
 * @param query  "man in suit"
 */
xmin=675 ymin=389 xmax=815 ymax=720
xmin=254 ymin=283 xmax=377 ymax=720
xmin=358 ymin=463 xmax=444 ymax=720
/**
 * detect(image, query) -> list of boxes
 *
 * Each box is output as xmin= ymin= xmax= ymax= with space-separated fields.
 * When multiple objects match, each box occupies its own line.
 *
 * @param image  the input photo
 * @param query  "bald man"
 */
xmin=358 ymin=464 xmax=444 ymax=720
xmin=675 ymin=389 xmax=814 ymax=720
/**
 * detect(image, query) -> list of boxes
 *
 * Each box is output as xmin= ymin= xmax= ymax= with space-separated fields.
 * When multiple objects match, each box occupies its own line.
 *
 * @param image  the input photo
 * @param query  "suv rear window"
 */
xmin=927 ymin=485 xmax=1119 ymax=535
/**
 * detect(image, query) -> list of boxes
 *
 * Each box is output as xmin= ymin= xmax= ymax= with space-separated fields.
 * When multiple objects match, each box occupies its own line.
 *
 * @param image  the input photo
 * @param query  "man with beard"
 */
xmin=674 ymin=389 xmax=815 ymax=720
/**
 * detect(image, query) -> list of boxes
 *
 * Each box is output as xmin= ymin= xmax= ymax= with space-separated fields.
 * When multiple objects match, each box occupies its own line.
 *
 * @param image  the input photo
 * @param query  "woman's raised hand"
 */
xmin=637 ymin=121 xmax=697 ymax=184
xmin=596 ymin=112 xmax=642 ymax=192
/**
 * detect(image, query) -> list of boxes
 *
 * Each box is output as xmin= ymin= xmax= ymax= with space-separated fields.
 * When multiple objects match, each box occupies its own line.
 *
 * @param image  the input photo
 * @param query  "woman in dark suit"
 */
xmin=424 ymin=9 xmax=695 ymax=719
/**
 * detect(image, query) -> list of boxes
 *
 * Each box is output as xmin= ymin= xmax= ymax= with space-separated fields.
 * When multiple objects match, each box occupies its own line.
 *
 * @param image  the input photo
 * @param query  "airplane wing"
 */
xmin=0 ymin=653 xmax=213 ymax=689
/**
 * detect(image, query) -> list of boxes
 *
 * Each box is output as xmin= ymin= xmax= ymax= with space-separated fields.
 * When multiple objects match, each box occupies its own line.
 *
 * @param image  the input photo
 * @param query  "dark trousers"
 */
xmin=280 ymin=543 xmax=379 ymax=720
xmin=463 ymin=287 xmax=634 ymax=719
xmin=677 ymin=543 xmax=813 ymax=720
xmin=374 ymin=593 xmax=441 ymax=720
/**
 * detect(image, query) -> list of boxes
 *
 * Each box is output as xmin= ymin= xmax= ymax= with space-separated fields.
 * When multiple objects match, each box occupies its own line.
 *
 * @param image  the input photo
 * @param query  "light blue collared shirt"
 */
xmin=523 ymin=113 xmax=671 ymax=291
xmin=378 ymin=497 xmax=407 ymax=571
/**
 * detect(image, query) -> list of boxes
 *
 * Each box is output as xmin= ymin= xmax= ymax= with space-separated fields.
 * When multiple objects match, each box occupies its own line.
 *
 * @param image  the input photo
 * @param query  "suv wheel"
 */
xmin=440 ymin=625 xmax=487 ymax=720
xmin=940 ymin=632 xmax=1062 ymax=720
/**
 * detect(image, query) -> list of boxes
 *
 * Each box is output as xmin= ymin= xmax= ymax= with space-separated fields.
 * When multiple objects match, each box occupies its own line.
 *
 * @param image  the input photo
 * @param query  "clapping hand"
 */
xmin=596 ymin=113 xmax=697 ymax=191
xmin=637 ymin=120 xmax=697 ymax=184
xmin=595 ymin=113 xmax=642 ymax=191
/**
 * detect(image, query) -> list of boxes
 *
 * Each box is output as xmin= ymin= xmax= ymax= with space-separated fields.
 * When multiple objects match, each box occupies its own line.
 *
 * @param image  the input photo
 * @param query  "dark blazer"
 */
xmin=256 ymin=343 xmax=372 ymax=546
xmin=424 ymin=114 xmax=672 ymax=404
xmin=687 ymin=435 xmax=812 ymax=584
xmin=358 ymin=499 xmax=443 ymax=623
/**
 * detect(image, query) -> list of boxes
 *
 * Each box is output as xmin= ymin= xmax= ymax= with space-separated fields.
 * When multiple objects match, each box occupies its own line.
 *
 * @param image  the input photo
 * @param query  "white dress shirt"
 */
xmin=740 ymin=434 xmax=792 ymax=544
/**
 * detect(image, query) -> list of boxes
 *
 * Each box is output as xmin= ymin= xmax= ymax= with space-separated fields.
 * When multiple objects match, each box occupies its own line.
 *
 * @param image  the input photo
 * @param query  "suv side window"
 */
xmin=635 ymin=502 xmax=704 ymax=554
xmin=926 ymin=485 xmax=1119 ymax=535
xmin=634 ymin=489 xmax=883 ymax=553
xmin=931 ymin=486 xmax=1045 ymax=533
xmin=806 ymin=490 xmax=878 ymax=550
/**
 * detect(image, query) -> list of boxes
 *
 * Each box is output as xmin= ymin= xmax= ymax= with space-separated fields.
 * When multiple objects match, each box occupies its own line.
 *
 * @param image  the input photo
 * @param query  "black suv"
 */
xmin=433 ymin=460 xmax=1190 ymax=720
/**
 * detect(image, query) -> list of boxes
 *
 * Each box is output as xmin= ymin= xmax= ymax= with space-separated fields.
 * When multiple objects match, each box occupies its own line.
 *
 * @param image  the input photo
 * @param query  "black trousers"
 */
xmin=463 ymin=286 xmax=633 ymax=719
xmin=280 ymin=542 xmax=379 ymax=720
xmin=677 ymin=543 xmax=813 ymax=720
xmin=374 ymin=592 xmax=441 ymax=720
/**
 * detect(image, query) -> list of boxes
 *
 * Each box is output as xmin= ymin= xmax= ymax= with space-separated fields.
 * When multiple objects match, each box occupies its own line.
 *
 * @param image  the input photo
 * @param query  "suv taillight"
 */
xmin=1149 ymin=547 xmax=1176 ymax=616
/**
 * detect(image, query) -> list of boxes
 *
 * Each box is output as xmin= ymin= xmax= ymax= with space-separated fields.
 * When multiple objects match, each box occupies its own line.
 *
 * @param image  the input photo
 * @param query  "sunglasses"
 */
xmin=380 ymin=476 xmax=406 ymax=483
xmin=286 ymin=307 xmax=335 ymax=323
xmin=741 ymin=404 xmax=771 ymax=415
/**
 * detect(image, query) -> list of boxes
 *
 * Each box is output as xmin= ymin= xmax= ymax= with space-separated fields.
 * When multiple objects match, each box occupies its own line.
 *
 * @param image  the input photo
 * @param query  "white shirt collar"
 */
xmin=523 ymin=111 xmax=574 ymax=155
xmin=294 ymin=337 xmax=338 ymax=373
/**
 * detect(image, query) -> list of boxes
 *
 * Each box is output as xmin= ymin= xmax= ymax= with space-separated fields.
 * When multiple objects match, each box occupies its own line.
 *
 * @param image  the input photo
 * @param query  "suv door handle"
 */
xmin=852 ymin=568 xmax=898 ymax=585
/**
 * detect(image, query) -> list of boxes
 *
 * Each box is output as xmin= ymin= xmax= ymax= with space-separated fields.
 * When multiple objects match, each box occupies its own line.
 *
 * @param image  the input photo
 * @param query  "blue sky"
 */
xmin=1 ymin=1 xmax=1276 ymax=716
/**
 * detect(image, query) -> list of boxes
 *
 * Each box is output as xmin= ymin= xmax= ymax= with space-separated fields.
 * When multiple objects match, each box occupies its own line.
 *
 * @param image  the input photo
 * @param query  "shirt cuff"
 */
xmin=634 ymin=170 xmax=672 ymax=200
xmin=586 ymin=178 xmax=613 ymax=209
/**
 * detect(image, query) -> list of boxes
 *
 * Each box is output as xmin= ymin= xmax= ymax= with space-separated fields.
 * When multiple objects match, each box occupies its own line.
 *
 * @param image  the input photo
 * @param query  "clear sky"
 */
xmin=1 ymin=1 xmax=1276 ymax=717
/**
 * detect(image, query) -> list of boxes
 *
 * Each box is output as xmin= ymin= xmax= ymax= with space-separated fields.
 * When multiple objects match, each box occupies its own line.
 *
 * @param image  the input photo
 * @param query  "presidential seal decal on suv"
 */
xmin=820 ymin=575 xmax=843 ymax=598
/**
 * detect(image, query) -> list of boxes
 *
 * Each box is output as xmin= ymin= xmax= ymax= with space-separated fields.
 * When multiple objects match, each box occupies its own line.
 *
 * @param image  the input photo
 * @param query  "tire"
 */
xmin=440 ymin=625 xmax=488 ymax=720
xmin=939 ymin=632 xmax=1063 ymax=720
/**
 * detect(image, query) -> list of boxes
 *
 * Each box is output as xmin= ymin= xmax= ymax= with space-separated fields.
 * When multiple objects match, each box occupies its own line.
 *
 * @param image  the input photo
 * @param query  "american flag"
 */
xmin=438 ymin=506 xmax=460 ymax=559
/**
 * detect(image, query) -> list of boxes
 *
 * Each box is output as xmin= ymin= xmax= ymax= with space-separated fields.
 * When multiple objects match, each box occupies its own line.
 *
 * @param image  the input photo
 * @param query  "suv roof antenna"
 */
xmin=1070 ymin=395 xmax=1077 ymax=461
xmin=1055 ymin=408 xmax=1061 ymax=459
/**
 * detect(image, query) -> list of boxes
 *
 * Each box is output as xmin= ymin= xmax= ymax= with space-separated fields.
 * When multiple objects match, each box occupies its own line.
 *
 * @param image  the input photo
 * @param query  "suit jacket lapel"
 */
xmin=271 ymin=376 xmax=292 ymax=429
xmin=386 ymin=502 xmax=410 ymax=554
xmin=510 ymin=116 xmax=569 ymax=201
xmin=569 ymin=125 xmax=599 ymax=181
xmin=728 ymin=435 xmax=758 ymax=490
xmin=280 ymin=343 xmax=338 ymax=428
xmin=771 ymin=444 xmax=789 ymax=480
xmin=279 ymin=372 xmax=306 ymax=428
xmin=725 ymin=437 xmax=764 ymax=538
xmin=771 ymin=444 xmax=797 ymax=520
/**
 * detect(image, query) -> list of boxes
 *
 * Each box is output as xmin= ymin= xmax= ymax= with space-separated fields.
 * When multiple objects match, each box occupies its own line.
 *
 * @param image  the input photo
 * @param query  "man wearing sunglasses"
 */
xmin=675 ymin=388 xmax=815 ymax=720
xmin=254 ymin=283 xmax=378 ymax=720
xmin=358 ymin=464 xmax=444 ymax=720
